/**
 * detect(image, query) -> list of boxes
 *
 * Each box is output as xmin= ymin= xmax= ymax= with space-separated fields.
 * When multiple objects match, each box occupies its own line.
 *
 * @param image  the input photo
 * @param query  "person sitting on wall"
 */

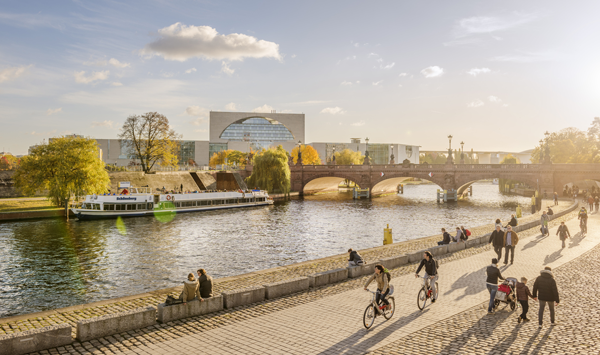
xmin=547 ymin=206 xmax=554 ymax=216
xmin=348 ymin=248 xmax=366 ymax=267
xmin=197 ymin=269 xmax=213 ymax=298
xmin=179 ymin=273 xmax=204 ymax=305
xmin=438 ymin=228 xmax=451 ymax=245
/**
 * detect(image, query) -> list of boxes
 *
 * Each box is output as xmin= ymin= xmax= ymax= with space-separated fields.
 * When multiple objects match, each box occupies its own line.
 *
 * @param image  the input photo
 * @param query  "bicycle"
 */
xmin=417 ymin=275 xmax=439 ymax=310
xmin=363 ymin=289 xmax=395 ymax=329
xmin=580 ymin=219 xmax=587 ymax=236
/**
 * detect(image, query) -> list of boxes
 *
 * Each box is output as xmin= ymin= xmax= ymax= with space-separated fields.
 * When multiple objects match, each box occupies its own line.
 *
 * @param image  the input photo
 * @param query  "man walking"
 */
xmin=489 ymin=225 xmax=505 ymax=261
xmin=486 ymin=258 xmax=505 ymax=314
xmin=533 ymin=266 xmax=560 ymax=328
xmin=503 ymin=225 xmax=519 ymax=265
xmin=588 ymin=195 xmax=595 ymax=212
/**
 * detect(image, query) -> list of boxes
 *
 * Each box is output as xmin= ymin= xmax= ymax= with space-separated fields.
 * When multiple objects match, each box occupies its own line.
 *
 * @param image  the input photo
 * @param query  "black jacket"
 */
xmin=486 ymin=265 xmax=505 ymax=285
xmin=198 ymin=274 xmax=213 ymax=298
xmin=441 ymin=232 xmax=451 ymax=245
xmin=489 ymin=230 xmax=505 ymax=247
xmin=508 ymin=217 xmax=518 ymax=227
xmin=533 ymin=270 xmax=560 ymax=303
xmin=416 ymin=258 xmax=437 ymax=276
xmin=349 ymin=250 xmax=364 ymax=263
xmin=556 ymin=225 xmax=570 ymax=239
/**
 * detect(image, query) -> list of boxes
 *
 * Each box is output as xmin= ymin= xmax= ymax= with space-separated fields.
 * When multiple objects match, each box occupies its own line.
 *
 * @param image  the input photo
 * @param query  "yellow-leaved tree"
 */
xmin=118 ymin=112 xmax=181 ymax=172
xmin=14 ymin=136 xmax=110 ymax=208
xmin=209 ymin=149 xmax=250 ymax=168
xmin=291 ymin=145 xmax=321 ymax=165
xmin=333 ymin=149 xmax=364 ymax=165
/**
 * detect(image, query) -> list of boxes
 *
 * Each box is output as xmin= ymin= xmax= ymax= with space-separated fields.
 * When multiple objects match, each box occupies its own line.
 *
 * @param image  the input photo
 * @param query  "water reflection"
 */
xmin=0 ymin=183 xmax=529 ymax=317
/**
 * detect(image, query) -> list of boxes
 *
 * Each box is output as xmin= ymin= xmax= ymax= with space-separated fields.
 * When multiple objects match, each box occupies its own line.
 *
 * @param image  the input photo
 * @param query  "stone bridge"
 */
xmin=289 ymin=163 xmax=600 ymax=197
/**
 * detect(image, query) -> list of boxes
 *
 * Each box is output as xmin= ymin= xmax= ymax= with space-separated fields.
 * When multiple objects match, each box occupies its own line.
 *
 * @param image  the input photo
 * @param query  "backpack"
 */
xmin=460 ymin=230 xmax=469 ymax=241
xmin=384 ymin=268 xmax=392 ymax=282
xmin=465 ymin=229 xmax=471 ymax=237
xmin=165 ymin=295 xmax=183 ymax=306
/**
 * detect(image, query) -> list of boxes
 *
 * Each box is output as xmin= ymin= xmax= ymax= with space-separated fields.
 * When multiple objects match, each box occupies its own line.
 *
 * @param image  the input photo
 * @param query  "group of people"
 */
xmin=437 ymin=226 xmax=472 ymax=245
xmin=486 ymin=259 xmax=560 ymax=328
xmin=178 ymin=269 xmax=214 ymax=304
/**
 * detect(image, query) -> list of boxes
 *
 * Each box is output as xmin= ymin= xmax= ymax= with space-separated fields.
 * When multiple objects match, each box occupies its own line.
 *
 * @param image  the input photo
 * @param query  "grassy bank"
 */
xmin=0 ymin=199 xmax=59 ymax=212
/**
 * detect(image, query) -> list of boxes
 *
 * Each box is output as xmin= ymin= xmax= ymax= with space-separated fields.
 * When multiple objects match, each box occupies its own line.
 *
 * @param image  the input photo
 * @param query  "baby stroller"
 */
xmin=494 ymin=277 xmax=518 ymax=311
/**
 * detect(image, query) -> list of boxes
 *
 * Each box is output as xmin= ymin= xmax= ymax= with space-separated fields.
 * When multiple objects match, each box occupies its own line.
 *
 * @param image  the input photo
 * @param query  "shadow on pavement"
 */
xmin=521 ymin=234 xmax=550 ymax=251
xmin=544 ymin=249 xmax=564 ymax=265
xmin=443 ymin=266 xmax=487 ymax=300
xmin=569 ymin=232 xmax=586 ymax=248
xmin=316 ymin=309 xmax=427 ymax=355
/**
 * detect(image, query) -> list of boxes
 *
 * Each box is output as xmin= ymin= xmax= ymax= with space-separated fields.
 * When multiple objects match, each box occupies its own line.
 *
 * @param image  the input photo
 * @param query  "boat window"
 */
xmin=126 ymin=204 xmax=132 ymax=211
xmin=138 ymin=204 xmax=145 ymax=210
xmin=213 ymin=200 xmax=222 ymax=205
xmin=200 ymin=200 xmax=209 ymax=206
xmin=147 ymin=203 xmax=153 ymax=209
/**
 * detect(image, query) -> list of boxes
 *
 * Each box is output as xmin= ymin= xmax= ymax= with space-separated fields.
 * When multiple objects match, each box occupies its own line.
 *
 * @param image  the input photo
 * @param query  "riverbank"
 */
xmin=0 ymin=198 xmax=576 ymax=336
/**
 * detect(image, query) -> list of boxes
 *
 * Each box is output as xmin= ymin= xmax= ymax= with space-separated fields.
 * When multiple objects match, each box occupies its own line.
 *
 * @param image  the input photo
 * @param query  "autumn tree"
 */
xmin=246 ymin=146 xmax=290 ymax=193
xmin=209 ymin=149 xmax=249 ymax=168
xmin=0 ymin=154 xmax=19 ymax=170
xmin=530 ymin=127 xmax=594 ymax=163
xmin=118 ymin=112 xmax=181 ymax=173
xmin=291 ymin=145 xmax=321 ymax=165
xmin=333 ymin=149 xmax=364 ymax=165
xmin=14 ymin=136 xmax=110 ymax=208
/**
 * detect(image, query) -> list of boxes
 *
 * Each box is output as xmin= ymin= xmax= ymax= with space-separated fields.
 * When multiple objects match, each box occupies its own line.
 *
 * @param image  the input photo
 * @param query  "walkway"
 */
xmin=25 ymin=206 xmax=595 ymax=355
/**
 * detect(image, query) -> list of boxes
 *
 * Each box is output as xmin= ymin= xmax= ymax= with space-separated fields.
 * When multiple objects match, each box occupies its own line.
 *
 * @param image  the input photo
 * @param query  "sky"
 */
xmin=1 ymin=0 xmax=600 ymax=155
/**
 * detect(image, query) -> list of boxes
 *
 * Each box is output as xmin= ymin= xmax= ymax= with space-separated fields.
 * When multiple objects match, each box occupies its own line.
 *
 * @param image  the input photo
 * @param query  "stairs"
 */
xmin=190 ymin=172 xmax=217 ymax=190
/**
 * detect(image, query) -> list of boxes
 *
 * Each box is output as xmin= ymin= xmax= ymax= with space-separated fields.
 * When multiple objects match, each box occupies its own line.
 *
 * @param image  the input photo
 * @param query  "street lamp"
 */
xmin=460 ymin=141 xmax=465 ymax=164
xmin=390 ymin=144 xmax=395 ymax=164
xmin=364 ymin=137 xmax=371 ymax=165
xmin=539 ymin=139 xmax=544 ymax=163
xmin=297 ymin=140 xmax=302 ymax=165
xmin=446 ymin=135 xmax=454 ymax=164
xmin=332 ymin=146 xmax=336 ymax=164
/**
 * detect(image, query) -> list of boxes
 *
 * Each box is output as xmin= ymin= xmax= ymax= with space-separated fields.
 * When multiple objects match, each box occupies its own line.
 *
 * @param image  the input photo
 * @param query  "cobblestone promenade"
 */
xmin=22 ymin=203 xmax=599 ymax=355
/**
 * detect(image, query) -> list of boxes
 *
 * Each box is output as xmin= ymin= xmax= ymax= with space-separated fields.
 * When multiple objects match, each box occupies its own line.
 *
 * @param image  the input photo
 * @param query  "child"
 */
xmin=516 ymin=277 xmax=534 ymax=323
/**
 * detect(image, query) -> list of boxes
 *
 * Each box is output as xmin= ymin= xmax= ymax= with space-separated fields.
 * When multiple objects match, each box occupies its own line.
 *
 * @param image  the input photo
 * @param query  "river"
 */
xmin=0 ymin=182 xmax=530 ymax=317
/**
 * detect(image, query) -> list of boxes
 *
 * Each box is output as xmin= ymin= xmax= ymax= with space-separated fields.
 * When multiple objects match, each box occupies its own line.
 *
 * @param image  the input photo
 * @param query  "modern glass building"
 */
xmin=219 ymin=117 xmax=295 ymax=150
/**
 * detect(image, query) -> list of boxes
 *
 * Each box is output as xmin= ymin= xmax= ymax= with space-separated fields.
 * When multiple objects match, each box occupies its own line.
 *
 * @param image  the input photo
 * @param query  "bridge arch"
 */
xmin=455 ymin=174 xmax=539 ymax=196
xmin=370 ymin=172 xmax=446 ymax=196
xmin=302 ymin=174 xmax=361 ymax=195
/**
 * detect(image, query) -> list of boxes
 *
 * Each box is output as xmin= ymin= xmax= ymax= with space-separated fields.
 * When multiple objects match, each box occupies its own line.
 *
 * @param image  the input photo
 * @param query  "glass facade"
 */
xmin=325 ymin=143 xmax=350 ymax=163
xmin=367 ymin=144 xmax=390 ymax=165
xmin=179 ymin=141 xmax=196 ymax=164
xmin=119 ymin=140 xmax=136 ymax=159
xmin=220 ymin=117 xmax=295 ymax=149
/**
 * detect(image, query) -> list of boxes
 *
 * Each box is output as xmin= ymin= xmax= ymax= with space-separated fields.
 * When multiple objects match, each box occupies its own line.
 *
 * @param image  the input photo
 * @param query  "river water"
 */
xmin=0 ymin=182 xmax=530 ymax=317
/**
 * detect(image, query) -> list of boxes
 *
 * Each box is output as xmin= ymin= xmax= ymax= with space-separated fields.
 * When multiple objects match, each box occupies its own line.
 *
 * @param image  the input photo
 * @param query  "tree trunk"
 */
xmin=64 ymin=197 xmax=70 ymax=221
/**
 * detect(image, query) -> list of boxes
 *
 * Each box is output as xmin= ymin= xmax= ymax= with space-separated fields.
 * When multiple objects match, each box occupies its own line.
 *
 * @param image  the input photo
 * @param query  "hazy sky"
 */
xmin=1 ymin=1 xmax=600 ymax=155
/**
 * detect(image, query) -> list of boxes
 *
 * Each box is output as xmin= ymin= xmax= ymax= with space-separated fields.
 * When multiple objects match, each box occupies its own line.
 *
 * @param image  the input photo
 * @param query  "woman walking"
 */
xmin=556 ymin=221 xmax=571 ymax=248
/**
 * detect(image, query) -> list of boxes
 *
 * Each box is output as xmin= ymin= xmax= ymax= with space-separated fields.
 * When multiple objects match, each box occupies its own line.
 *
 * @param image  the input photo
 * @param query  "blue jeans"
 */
xmin=486 ymin=284 xmax=498 ymax=312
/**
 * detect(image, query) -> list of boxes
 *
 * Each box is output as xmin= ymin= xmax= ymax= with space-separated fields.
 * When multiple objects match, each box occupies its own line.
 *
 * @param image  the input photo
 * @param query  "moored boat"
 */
xmin=71 ymin=187 xmax=273 ymax=220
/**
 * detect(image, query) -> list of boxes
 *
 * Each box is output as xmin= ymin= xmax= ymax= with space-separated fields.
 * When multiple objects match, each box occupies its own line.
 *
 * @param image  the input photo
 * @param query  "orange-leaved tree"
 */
xmin=291 ymin=145 xmax=321 ymax=165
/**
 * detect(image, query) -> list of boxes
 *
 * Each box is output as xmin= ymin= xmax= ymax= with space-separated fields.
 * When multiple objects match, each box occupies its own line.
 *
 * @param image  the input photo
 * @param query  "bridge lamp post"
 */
xmin=332 ymin=146 xmax=336 ymax=164
xmin=297 ymin=140 xmax=302 ymax=165
xmin=446 ymin=135 xmax=454 ymax=164
xmin=363 ymin=137 xmax=371 ymax=165
xmin=460 ymin=141 xmax=465 ymax=164
xmin=539 ymin=139 xmax=544 ymax=164
xmin=390 ymin=144 xmax=395 ymax=164
xmin=543 ymin=131 xmax=552 ymax=164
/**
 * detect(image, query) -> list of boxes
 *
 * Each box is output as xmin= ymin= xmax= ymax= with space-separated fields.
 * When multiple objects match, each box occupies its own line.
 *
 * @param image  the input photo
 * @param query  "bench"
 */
xmin=308 ymin=268 xmax=348 ymax=287
xmin=76 ymin=306 xmax=156 ymax=342
xmin=222 ymin=286 xmax=265 ymax=309
xmin=157 ymin=295 xmax=223 ymax=323
xmin=264 ymin=277 xmax=309 ymax=299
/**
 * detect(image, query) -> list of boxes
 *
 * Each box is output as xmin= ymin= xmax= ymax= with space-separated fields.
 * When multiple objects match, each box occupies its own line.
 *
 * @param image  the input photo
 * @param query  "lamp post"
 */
xmin=363 ymin=137 xmax=371 ymax=165
xmin=460 ymin=141 xmax=465 ymax=164
xmin=332 ymin=146 xmax=336 ymax=164
xmin=390 ymin=144 xmax=395 ymax=164
xmin=446 ymin=135 xmax=454 ymax=164
xmin=539 ymin=139 xmax=544 ymax=163
xmin=296 ymin=140 xmax=302 ymax=165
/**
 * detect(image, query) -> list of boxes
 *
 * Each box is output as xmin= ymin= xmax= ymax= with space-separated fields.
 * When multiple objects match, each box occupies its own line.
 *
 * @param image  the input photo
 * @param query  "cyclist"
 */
xmin=364 ymin=264 xmax=390 ymax=313
xmin=578 ymin=207 xmax=588 ymax=234
xmin=414 ymin=251 xmax=438 ymax=303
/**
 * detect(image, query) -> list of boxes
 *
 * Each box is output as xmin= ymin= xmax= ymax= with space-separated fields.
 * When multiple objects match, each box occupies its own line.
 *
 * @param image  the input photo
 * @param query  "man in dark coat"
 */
xmin=197 ymin=268 xmax=213 ymax=298
xmin=533 ymin=266 xmax=560 ymax=328
xmin=489 ymin=225 xmax=505 ymax=261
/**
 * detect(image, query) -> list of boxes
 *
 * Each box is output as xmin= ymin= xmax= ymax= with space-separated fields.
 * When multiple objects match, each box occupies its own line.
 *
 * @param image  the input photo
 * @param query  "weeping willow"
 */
xmin=246 ymin=146 xmax=291 ymax=194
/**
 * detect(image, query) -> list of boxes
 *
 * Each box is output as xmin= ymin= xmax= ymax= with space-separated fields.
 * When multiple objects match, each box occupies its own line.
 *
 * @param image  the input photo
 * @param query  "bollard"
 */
xmin=516 ymin=205 xmax=522 ymax=218
xmin=383 ymin=224 xmax=393 ymax=245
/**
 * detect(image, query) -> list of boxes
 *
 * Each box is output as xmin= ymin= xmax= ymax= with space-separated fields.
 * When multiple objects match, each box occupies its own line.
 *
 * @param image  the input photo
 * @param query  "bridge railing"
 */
xmin=294 ymin=163 xmax=600 ymax=172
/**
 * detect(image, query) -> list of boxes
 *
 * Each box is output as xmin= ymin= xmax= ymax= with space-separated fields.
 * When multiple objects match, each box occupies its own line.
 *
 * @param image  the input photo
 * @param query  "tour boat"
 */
xmin=71 ymin=187 xmax=274 ymax=220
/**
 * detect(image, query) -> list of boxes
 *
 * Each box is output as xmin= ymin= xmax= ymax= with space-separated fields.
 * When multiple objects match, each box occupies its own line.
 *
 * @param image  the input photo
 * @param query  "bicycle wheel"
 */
xmin=363 ymin=304 xmax=376 ymax=329
xmin=417 ymin=288 xmax=427 ymax=310
xmin=383 ymin=297 xmax=395 ymax=319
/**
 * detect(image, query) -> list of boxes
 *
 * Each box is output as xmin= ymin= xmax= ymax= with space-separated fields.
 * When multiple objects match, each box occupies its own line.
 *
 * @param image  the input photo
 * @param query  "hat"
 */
xmin=492 ymin=258 xmax=498 ymax=264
